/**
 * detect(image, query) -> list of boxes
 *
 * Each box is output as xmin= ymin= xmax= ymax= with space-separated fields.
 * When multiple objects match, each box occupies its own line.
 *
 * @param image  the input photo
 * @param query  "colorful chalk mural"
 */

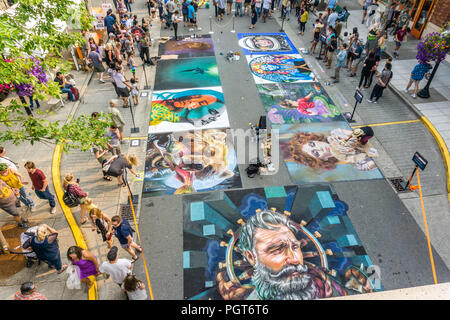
xmin=183 ymin=185 xmax=383 ymax=300
xmin=276 ymin=122 xmax=383 ymax=183
xmin=149 ymin=87 xmax=230 ymax=133
xmin=143 ymin=129 xmax=242 ymax=196
xmin=256 ymin=83 xmax=344 ymax=124
xmin=154 ymin=57 xmax=221 ymax=91
xmin=159 ymin=35 xmax=215 ymax=58
xmin=237 ymin=33 xmax=299 ymax=55
xmin=247 ymin=54 xmax=315 ymax=84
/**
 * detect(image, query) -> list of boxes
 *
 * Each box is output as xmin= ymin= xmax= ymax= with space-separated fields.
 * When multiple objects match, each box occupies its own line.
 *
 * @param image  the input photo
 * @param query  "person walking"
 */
xmin=24 ymin=224 xmax=68 ymax=274
xmin=124 ymin=0 xmax=132 ymax=12
xmin=112 ymin=66 xmax=133 ymax=108
xmin=99 ymin=246 xmax=133 ymax=287
xmin=89 ymin=208 xmax=114 ymax=248
xmin=122 ymin=274 xmax=148 ymax=300
xmin=249 ymin=3 xmax=257 ymax=28
xmin=404 ymin=61 xmax=432 ymax=99
xmin=0 ymin=163 xmax=34 ymax=211
xmin=0 ymin=179 xmax=29 ymax=228
xmin=14 ymin=282 xmax=47 ymax=300
xmin=104 ymin=154 xmax=140 ymax=187
xmin=368 ymin=62 xmax=392 ymax=103
xmin=393 ymin=25 xmax=409 ymax=59
xmin=331 ymin=43 xmax=347 ymax=83
xmin=63 ymin=173 xmax=89 ymax=224
xmin=166 ymin=0 xmax=176 ymax=29
xmin=67 ymin=246 xmax=100 ymax=290
xmin=24 ymin=161 xmax=56 ymax=214
xmin=110 ymin=215 xmax=143 ymax=263
xmin=358 ymin=51 xmax=377 ymax=89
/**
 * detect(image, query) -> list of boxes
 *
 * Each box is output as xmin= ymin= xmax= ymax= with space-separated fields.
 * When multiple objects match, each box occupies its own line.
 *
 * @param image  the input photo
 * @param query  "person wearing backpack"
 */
xmin=63 ymin=173 xmax=89 ymax=224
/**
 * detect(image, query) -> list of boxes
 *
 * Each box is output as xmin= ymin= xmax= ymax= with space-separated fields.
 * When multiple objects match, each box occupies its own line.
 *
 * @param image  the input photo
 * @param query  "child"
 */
xmin=128 ymin=51 xmax=137 ymax=82
xmin=130 ymin=78 xmax=139 ymax=106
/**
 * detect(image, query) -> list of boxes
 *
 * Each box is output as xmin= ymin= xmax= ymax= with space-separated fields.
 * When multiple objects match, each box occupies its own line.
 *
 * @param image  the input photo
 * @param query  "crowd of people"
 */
xmin=290 ymin=0 xmax=428 ymax=103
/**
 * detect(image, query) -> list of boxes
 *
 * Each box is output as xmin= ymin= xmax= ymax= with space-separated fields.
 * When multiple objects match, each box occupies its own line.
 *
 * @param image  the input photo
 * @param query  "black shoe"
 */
xmin=26 ymin=259 xmax=34 ymax=268
xmin=18 ymin=222 xmax=30 ymax=228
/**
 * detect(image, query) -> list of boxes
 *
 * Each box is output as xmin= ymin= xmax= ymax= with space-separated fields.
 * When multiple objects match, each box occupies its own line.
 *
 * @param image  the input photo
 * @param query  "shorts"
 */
xmin=263 ymin=8 xmax=269 ymax=15
xmin=327 ymin=51 xmax=334 ymax=60
xmin=120 ymin=243 xmax=130 ymax=249
xmin=190 ymin=18 xmax=196 ymax=23
xmin=395 ymin=41 xmax=402 ymax=48
xmin=218 ymin=8 xmax=225 ymax=15
xmin=0 ymin=203 xmax=19 ymax=217
xmin=130 ymin=68 xmax=136 ymax=74
xmin=363 ymin=5 xmax=368 ymax=11
xmin=183 ymin=13 xmax=188 ymax=21
xmin=117 ymin=86 xmax=130 ymax=98
xmin=93 ymin=63 xmax=105 ymax=73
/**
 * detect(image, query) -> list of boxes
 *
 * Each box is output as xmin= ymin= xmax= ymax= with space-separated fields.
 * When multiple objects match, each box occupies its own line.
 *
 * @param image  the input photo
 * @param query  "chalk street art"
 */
xmin=276 ymin=122 xmax=383 ymax=184
xmin=237 ymin=33 xmax=298 ymax=55
xmin=154 ymin=57 xmax=221 ymax=91
xmin=159 ymin=35 xmax=215 ymax=58
xmin=256 ymin=83 xmax=344 ymax=124
xmin=248 ymin=54 xmax=315 ymax=84
xmin=182 ymin=185 xmax=383 ymax=300
xmin=143 ymin=129 xmax=242 ymax=196
xmin=149 ymin=87 xmax=230 ymax=133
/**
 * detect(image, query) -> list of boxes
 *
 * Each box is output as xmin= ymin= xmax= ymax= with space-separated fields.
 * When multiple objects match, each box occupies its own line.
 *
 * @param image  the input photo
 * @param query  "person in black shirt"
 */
xmin=54 ymin=72 xmax=75 ymax=101
xmin=358 ymin=51 xmax=377 ymax=89
xmin=326 ymin=34 xmax=337 ymax=69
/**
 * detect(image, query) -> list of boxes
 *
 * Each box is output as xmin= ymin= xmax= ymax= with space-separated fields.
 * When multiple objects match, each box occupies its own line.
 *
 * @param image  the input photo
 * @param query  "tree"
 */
xmin=0 ymin=0 xmax=110 ymax=152
xmin=416 ymin=30 xmax=450 ymax=99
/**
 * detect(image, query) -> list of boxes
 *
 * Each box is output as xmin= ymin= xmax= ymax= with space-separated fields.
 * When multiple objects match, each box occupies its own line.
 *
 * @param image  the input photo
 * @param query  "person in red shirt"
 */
xmin=393 ymin=25 xmax=409 ymax=58
xmin=24 ymin=161 xmax=56 ymax=214
xmin=14 ymin=282 xmax=47 ymax=300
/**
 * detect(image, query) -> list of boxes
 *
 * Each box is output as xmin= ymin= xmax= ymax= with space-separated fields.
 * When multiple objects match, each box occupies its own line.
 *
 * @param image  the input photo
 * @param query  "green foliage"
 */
xmin=0 ymin=0 xmax=110 ymax=153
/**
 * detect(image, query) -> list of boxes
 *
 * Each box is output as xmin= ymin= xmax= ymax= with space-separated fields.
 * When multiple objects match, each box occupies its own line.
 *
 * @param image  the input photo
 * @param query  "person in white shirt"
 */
xmin=122 ymin=274 xmax=148 ymax=300
xmin=0 ymin=147 xmax=18 ymax=171
xmin=99 ymin=246 xmax=133 ymax=286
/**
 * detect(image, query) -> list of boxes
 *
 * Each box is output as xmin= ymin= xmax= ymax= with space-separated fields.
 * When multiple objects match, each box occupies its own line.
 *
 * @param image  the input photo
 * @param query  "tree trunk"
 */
xmin=417 ymin=60 xmax=440 ymax=99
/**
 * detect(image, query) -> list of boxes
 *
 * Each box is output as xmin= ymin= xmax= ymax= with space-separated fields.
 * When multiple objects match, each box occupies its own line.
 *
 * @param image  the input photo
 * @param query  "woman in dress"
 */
xmin=24 ymin=224 xmax=68 ymax=274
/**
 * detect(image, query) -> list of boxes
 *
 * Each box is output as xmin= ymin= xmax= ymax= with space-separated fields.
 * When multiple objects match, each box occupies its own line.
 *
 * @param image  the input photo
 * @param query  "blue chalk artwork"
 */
xmin=182 ymin=185 xmax=383 ymax=300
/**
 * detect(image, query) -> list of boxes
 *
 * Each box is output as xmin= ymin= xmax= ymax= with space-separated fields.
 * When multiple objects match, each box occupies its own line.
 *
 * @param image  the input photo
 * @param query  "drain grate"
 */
xmin=389 ymin=177 xmax=409 ymax=193
xmin=119 ymin=204 xmax=134 ymax=222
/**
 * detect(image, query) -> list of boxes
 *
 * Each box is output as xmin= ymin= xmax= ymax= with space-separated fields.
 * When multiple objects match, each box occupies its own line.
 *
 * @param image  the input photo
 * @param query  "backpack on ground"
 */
xmin=63 ymin=185 xmax=80 ymax=208
xmin=70 ymin=87 xmax=80 ymax=101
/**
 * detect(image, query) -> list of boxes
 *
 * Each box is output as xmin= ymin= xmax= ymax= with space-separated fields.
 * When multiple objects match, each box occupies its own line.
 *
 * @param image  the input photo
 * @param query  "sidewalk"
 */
xmin=342 ymin=8 xmax=450 ymax=154
xmin=0 ymin=70 xmax=90 ymax=300
xmin=0 ymin=0 xmax=157 ymax=300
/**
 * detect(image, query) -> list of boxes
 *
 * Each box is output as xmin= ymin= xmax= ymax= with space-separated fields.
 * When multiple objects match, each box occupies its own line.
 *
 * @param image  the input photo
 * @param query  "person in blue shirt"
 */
xmin=188 ymin=2 xmax=197 ymax=29
xmin=110 ymin=215 xmax=142 ymax=262
xmin=104 ymin=10 xmax=116 ymax=39
xmin=327 ymin=8 xmax=338 ymax=29
xmin=327 ymin=0 xmax=337 ymax=10
xmin=404 ymin=62 xmax=432 ymax=98
xmin=182 ymin=0 xmax=189 ymax=27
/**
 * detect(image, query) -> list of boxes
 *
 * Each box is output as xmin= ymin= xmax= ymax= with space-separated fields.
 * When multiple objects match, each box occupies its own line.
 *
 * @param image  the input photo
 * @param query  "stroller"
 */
xmin=9 ymin=226 xmax=53 ymax=269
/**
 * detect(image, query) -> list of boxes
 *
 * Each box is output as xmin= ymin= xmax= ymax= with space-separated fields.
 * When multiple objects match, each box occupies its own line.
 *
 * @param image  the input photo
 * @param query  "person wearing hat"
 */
xmin=99 ymin=246 xmax=133 ymax=288
xmin=344 ymin=127 xmax=374 ymax=150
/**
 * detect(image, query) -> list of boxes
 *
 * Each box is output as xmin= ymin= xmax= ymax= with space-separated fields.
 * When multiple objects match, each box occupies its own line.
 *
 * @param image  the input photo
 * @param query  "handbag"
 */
xmin=66 ymin=265 xmax=81 ymax=290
